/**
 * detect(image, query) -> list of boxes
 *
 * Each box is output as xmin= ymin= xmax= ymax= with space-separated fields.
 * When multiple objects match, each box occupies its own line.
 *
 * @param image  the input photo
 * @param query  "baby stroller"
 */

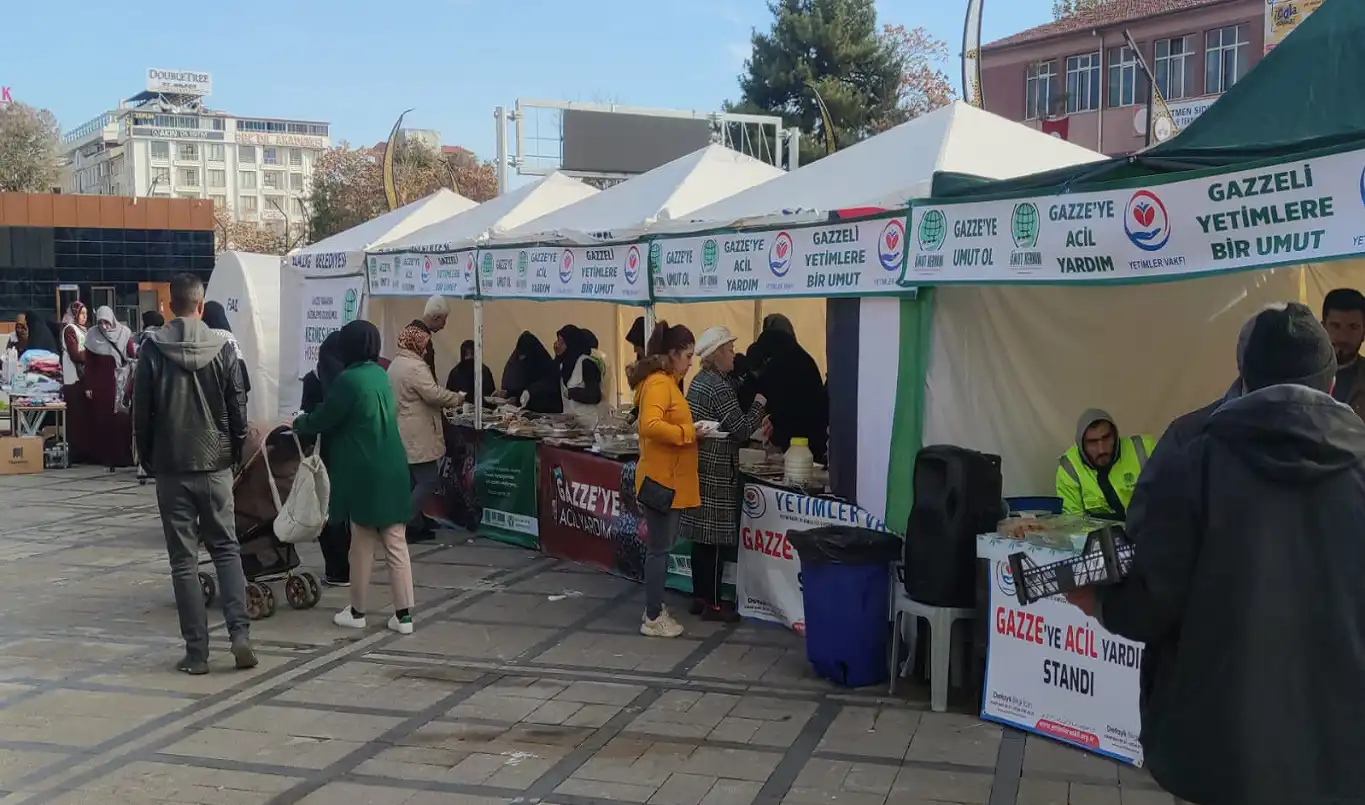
xmin=197 ymin=422 xmax=323 ymax=619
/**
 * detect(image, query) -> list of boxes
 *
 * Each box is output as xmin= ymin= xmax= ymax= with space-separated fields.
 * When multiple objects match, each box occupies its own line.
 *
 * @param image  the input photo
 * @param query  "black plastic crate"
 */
xmin=1008 ymin=525 xmax=1134 ymax=606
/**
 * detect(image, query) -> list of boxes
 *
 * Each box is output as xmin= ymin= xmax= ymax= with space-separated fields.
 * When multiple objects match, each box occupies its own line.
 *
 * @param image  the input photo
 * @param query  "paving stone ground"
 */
xmin=0 ymin=466 xmax=1172 ymax=805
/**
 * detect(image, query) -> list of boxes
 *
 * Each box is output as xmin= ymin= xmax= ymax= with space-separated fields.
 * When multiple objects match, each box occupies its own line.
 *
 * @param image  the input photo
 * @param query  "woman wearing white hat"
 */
xmin=680 ymin=326 xmax=767 ymax=622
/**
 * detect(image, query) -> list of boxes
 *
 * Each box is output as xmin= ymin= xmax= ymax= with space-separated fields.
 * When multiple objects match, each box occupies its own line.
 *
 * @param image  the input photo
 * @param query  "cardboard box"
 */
xmin=0 ymin=437 xmax=45 ymax=475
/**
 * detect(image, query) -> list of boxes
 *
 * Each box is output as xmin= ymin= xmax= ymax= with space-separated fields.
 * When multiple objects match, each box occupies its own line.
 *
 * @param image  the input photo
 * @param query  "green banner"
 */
xmin=474 ymin=433 xmax=539 ymax=549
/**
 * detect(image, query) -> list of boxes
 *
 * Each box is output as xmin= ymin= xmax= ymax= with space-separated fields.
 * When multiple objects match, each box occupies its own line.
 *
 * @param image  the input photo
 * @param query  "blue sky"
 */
xmin=3 ymin=0 xmax=1052 ymax=161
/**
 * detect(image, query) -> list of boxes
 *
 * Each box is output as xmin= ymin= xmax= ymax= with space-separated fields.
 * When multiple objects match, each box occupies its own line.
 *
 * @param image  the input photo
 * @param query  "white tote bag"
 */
xmin=263 ymin=431 xmax=331 ymax=544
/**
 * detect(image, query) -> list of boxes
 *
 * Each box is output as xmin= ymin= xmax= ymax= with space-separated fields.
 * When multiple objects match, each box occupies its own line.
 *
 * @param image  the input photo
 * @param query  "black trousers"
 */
xmin=691 ymin=543 xmax=735 ymax=607
xmin=318 ymin=520 xmax=351 ymax=582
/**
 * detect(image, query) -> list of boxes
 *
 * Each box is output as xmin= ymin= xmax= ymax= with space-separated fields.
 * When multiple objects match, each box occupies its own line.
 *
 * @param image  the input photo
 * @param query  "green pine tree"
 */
xmin=730 ymin=0 xmax=905 ymax=164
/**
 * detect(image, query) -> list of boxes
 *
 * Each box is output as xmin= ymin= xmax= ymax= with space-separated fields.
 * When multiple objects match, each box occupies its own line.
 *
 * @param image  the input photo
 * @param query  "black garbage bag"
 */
xmin=788 ymin=525 xmax=902 ymax=565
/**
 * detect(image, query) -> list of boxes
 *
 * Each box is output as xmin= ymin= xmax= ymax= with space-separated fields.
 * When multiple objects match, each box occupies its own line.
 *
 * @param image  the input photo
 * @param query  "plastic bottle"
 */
xmin=784 ymin=437 xmax=814 ymax=486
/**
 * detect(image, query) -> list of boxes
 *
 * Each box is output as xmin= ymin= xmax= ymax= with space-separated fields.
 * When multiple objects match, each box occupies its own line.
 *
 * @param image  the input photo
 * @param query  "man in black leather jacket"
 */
xmin=134 ymin=273 xmax=255 ymax=675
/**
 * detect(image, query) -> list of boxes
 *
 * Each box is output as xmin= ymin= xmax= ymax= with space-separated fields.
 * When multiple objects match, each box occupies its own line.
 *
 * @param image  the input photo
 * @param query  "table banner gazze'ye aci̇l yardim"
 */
xmin=903 ymin=148 xmax=1365 ymax=285
xmin=650 ymin=213 xmax=912 ymax=302
xmin=367 ymin=250 xmax=478 ymax=298
xmin=476 ymin=243 xmax=650 ymax=303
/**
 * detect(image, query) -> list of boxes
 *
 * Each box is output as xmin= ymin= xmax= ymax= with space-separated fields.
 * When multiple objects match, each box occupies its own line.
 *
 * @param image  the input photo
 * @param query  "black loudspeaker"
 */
xmin=903 ymin=445 xmax=1003 ymax=608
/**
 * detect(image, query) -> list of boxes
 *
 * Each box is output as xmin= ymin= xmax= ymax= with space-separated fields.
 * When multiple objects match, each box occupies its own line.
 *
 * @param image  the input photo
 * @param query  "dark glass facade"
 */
xmin=0 ymin=226 xmax=214 ymax=321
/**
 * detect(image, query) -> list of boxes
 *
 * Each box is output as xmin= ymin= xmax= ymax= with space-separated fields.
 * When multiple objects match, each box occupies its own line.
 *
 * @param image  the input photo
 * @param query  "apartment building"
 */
xmin=61 ymin=69 xmax=330 ymax=236
xmin=979 ymin=0 xmax=1265 ymax=156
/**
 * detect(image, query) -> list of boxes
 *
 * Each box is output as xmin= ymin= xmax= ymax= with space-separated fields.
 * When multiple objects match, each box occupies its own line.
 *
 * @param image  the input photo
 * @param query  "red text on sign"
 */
xmin=996 ymin=606 xmax=1045 ymax=645
xmin=742 ymin=528 xmax=794 ymax=560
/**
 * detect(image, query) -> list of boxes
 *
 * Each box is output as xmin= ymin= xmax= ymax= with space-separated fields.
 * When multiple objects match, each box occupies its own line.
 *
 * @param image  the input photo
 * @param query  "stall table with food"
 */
xmin=978 ymin=514 xmax=1145 ymax=765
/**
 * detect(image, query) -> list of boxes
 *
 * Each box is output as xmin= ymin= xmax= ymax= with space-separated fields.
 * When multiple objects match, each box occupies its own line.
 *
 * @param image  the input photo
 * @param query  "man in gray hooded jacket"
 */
xmin=134 ymin=273 xmax=254 ymax=675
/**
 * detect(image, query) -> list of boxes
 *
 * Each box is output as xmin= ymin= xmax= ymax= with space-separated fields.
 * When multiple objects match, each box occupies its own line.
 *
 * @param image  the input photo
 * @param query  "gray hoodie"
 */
xmin=133 ymin=317 xmax=248 ymax=474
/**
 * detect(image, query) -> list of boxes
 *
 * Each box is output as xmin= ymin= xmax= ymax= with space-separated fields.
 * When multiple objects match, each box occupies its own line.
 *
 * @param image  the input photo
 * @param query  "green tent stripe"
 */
xmin=884 ymin=290 xmax=935 ymax=534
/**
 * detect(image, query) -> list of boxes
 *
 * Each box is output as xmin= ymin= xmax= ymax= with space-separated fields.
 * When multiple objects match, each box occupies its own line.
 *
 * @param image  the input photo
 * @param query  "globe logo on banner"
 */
xmin=624 ymin=245 xmax=642 ymax=284
xmin=769 ymin=232 xmax=794 ymax=277
xmin=647 ymin=240 xmax=661 ymax=271
xmin=878 ymin=219 xmax=906 ymax=272
xmin=1124 ymin=190 xmax=1171 ymax=252
xmin=481 ymin=252 xmax=494 ymax=277
xmin=342 ymin=289 xmax=359 ymax=323
xmin=516 ymin=250 xmax=529 ymax=278
xmin=421 ymin=256 xmax=432 ymax=285
xmin=559 ymin=250 xmax=575 ymax=283
xmin=1011 ymin=202 xmax=1040 ymax=249
xmin=742 ymin=485 xmax=766 ymax=518
xmin=995 ymin=560 xmax=1016 ymax=597
xmin=701 ymin=238 xmax=719 ymax=273
xmin=917 ymin=209 xmax=947 ymax=252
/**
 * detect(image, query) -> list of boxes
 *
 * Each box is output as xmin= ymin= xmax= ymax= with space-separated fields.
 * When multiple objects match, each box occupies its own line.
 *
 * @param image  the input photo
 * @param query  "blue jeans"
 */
xmin=643 ymin=507 xmax=681 ymax=619
xmin=409 ymin=461 xmax=441 ymax=527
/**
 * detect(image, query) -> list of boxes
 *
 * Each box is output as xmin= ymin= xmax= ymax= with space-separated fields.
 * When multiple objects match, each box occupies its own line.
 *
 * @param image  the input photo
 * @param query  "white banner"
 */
xmin=737 ymin=483 xmax=888 ymax=633
xmin=298 ymin=275 xmax=365 ymax=378
xmin=905 ymin=147 xmax=1365 ymax=285
xmin=477 ymin=243 xmax=649 ymax=303
xmin=651 ymin=215 xmax=911 ymax=302
xmin=978 ymin=536 xmax=1144 ymax=765
xmin=367 ymin=250 xmax=477 ymax=298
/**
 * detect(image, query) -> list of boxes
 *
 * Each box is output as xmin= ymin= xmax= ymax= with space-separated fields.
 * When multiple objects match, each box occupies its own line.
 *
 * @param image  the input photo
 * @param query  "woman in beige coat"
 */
xmin=389 ymin=323 xmax=464 ymax=542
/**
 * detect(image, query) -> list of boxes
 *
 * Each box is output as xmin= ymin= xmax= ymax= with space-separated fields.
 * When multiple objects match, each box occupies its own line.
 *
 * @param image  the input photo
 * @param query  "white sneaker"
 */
xmin=333 ymin=607 xmax=366 ymax=629
xmin=387 ymin=614 xmax=414 ymax=635
xmin=640 ymin=607 xmax=684 ymax=638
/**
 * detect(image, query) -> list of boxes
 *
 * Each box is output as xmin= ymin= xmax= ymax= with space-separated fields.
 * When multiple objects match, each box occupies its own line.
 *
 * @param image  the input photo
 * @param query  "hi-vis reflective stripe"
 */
xmin=1058 ymin=454 xmax=1081 ymax=482
xmin=1131 ymin=435 xmax=1150 ymax=469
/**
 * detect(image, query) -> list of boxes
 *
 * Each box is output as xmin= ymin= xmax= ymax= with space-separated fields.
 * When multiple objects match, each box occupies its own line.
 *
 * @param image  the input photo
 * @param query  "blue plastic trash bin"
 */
xmin=790 ymin=525 xmax=902 ymax=689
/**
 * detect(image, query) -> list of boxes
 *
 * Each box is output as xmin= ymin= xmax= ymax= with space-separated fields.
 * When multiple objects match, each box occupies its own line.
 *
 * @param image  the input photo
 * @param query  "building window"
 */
xmin=264 ymin=171 xmax=283 ymax=190
xmin=238 ymin=145 xmax=256 ymax=164
xmin=263 ymin=147 xmax=279 ymax=165
xmin=177 ymin=143 xmax=200 ymax=161
xmin=1153 ymin=35 xmax=1195 ymax=100
xmin=212 ymin=118 xmax=226 ymax=130
xmin=210 ymin=194 xmax=227 ymax=210
xmin=263 ymin=195 xmax=286 ymax=217
xmin=289 ymin=172 xmax=304 ymax=191
xmin=289 ymin=148 xmax=303 ymax=167
xmin=179 ymin=168 xmax=200 ymax=186
xmin=239 ymin=170 xmax=257 ymax=190
xmin=1205 ymin=24 xmax=1250 ymax=94
xmin=292 ymin=197 xmax=307 ymax=217
xmin=152 ymin=166 xmax=171 ymax=188
xmin=1107 ymin=45 xmax=1143 ymax=107
xmin=150 ymin=141 xmax=170 ymax=161
xmin=206 ymin=143 xmax=226 ymax=162
xmin=239 ymin=195 xmax=259 ymax=213
xmin=1024 ymin=61 xmax=1055 ymax=120
xmin=208 ymin=169 xmax=226 ymax=187
xmin=1065 ymin=52 xmax=1102 ymax=113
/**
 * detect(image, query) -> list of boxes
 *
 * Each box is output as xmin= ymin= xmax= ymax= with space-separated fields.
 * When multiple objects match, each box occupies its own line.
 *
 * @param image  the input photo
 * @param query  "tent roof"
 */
xmin=380 ymin=173 xmax=598 ymax=252
xmin=494 ymin=144 xmax=784 ymax=244
xmin=291 ymin=188 xmax=477 ymax=256
xmin=934 ymin=0 xmax=1365 ymax=201
xmin=655 ymin=102 xmax=1104 ymax=231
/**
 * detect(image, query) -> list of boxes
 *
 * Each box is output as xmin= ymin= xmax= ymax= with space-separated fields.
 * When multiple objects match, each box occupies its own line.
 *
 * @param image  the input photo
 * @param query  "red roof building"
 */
xmin=980 ymin=0 xmax=1265 ymax=156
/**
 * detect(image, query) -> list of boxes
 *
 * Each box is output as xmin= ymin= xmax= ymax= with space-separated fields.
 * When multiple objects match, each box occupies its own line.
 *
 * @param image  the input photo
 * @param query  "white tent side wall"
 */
xmin=207 ymin=251 xmax=282 ymax=424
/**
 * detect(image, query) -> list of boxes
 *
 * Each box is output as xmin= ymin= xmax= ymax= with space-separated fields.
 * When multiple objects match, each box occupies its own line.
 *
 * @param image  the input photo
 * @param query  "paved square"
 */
xmin=0 ymin=466 xmax=1173 ymax=805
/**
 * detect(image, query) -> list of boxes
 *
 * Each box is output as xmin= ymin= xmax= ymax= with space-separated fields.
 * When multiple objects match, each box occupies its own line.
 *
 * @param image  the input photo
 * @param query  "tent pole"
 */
xmin=644 ymin=305 xmax=656 ymax=347
xmin=474 ymin=300 xmax=484 ymax=431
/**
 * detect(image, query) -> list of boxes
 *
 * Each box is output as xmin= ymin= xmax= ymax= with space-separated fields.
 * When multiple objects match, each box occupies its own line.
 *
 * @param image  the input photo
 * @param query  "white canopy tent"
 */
xmin=206 ymin=251 xmax=283 ymax=424
xmin=655 ymin=102 xmax=1106 ymax=233
xmin=279 ymin=189 xmax=477 ymax=418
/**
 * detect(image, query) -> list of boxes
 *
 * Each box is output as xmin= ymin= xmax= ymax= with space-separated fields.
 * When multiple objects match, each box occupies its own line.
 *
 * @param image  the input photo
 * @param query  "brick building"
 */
xmin=0 ymin=193 xmax=215 ymax=326
xmin=980 ymin=0 xmax=1264 ymax=156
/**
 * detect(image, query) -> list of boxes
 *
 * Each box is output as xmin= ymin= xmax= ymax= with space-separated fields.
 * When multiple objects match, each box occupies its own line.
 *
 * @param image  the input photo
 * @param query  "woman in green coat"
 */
xmin=293 ymin=320 xmax=417 ymax=635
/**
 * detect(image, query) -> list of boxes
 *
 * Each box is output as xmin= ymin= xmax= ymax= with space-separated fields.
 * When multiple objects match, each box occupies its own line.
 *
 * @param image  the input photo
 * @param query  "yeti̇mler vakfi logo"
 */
xmin=917 ymin=209 xmax=947 ymax=252
xmin=1011 ymin=202 xmax=1040 ymax=249
xmin=1358 ymin=165 xmax=1365 ymax=208
xmin=701 ymin=238 xmax=719 ymax=273
xmin=878 ymin=219 xmax=905 ymax=272
xmin=742 ymin=485 xmax=766 ymax=518
xmin=1124 ymin=190 xmax=1171 ymax=252
xmin=463 ymin=253 xmax=475 ymax=287
xmin=769 ymin=232 xmax=794 ymax=277
xmin=624 ymin=245 xmax=641 ymax=284
xmin=559 ymin=250 xmax=575 ymax=283
xmin=421 ymin=256 xmax=432 ymax=285
xmin=995 ymin=560 xmax=1016 ymax=597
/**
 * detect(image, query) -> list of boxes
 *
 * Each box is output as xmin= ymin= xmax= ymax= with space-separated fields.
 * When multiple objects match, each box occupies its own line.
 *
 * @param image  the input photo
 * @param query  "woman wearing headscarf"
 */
xmin=446 ymin=340 xmax=495 ymax=402
xmin=84 ymin=307 xmax=137 ymax=468
xmin=203 ymin=300 xmax=251 ymax=395
xmin=582 ymin=329 xmax=614 ymax=409
xmin=8 ymin=310 xmax=60 ymax=357
xmin=59 ymin=302 xmax=91 ymax=463
xmin=750 ymin=327 xmax=829 ymax=463
xmin=293 ymin=321 xmax=416 ymax=635
xmin=556 ymin=325 xmax=607 ymax=428
xmin=502 ymin=332 xmax=562 ymax=414
xmin=390 ymin=322 xmax=465 ymax=543
xmin=680 ymin=327 xmax=767 ymax=622
xmin=300 ymin=330 xmax=350 ymax=585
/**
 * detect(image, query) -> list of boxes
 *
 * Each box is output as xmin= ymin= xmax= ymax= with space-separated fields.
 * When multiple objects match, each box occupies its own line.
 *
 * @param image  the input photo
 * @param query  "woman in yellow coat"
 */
xmin=628 ymin=321 xmax=709 ymax=638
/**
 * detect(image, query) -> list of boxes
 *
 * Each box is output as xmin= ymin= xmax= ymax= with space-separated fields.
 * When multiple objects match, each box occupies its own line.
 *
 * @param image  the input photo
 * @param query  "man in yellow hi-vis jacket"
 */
xmin=1056 ymin=409 xmax=1156 ymax=520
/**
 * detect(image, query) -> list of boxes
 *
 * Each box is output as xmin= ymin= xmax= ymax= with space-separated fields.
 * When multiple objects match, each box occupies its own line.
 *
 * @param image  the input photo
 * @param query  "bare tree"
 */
xmin=1052 ymin=0 xmax=1117 ymax=19
xmin=0 ymin=103 xmax=61 ymax=193
xmin=213 ymin=206 xmax=288 ymax=255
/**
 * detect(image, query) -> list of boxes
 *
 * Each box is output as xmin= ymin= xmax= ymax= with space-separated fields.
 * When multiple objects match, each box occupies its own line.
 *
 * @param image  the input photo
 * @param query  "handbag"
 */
xmin=263 ymin=431 xmax=331 ymax=544
xmin=637 ymin=476 xmax=676 ymax=514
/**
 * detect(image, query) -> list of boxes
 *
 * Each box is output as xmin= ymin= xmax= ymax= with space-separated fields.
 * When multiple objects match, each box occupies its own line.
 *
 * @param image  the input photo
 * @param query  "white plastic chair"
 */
xmin=888 ymin=584 xmax=975 ymax=712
